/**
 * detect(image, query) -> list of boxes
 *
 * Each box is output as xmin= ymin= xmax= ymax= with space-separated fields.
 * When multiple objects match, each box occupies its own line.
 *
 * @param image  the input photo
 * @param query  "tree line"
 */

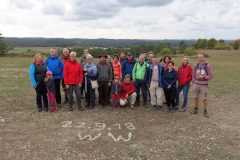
xmin=0 ymin=33 xmax=239 ymax=57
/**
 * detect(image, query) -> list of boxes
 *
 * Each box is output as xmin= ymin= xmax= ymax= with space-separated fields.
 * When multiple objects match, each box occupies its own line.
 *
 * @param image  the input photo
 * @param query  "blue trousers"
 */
xmin=176 ymin=83 xmax=190 ymax=108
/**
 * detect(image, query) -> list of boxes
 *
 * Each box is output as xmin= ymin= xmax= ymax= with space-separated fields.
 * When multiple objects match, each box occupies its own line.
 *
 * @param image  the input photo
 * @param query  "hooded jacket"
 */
xmin=45 ymin=55 xmax=64 ymax=79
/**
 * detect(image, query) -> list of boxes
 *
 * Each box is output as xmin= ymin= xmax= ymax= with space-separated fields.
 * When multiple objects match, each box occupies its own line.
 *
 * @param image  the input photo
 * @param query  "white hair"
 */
xmin=70 ymin=51 xmax=77 ymax=56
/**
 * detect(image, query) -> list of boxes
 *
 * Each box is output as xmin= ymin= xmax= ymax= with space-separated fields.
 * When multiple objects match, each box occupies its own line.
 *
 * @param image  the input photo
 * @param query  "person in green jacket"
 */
xmin=132 ymin=54 xmax=149 ymax=107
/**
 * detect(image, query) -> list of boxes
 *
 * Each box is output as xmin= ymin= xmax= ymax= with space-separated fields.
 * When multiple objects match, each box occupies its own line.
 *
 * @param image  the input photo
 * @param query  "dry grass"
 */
xmin=0 ymin=50 xmax=240 ymax=160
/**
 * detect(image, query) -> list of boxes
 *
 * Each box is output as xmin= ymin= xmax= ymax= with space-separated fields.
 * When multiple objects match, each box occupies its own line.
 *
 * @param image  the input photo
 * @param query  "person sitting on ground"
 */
xmin=111 ymin=76 xmax=121 ymax=108
xmin=120 ymin=74 xmax=137 ymax=109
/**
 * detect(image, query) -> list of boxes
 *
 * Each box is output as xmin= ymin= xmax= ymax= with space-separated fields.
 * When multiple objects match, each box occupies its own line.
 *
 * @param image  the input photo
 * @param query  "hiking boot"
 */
xmin=153 ymin=105 xmax=157 ymax=110
xmin=57 ymin=103 xmax=61 ymax=108
xmin=37 ymin=108 xmax=42 ymax=112
xmin=44 ymin=107 xmax=49 ymax=112
xmin=191 ymin=108 xmax=198 ymax=114
xmin=143 ymin=102 xmax=148 ymax=108
xmin=157 ymin=106 xmax=163 ymax=110
xmin=68 ymin=107 xmax=73 ymax=111
xmin=203 ymin=110 xmax=209 ymax=118
xmin=130 ymin=104 xmax=135 ymax=109
xmin=78 ymin=106 xmax=85 ymax=111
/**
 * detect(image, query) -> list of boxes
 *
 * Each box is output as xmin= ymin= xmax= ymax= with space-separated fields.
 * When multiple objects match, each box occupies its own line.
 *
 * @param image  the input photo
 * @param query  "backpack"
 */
xmin=195 ymin=63 xmax=208 ymax=76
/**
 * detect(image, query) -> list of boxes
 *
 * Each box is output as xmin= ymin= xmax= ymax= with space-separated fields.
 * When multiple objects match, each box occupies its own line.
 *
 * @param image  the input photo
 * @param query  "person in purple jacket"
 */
xmin=191 ymin=52 xmax=213 ymax=118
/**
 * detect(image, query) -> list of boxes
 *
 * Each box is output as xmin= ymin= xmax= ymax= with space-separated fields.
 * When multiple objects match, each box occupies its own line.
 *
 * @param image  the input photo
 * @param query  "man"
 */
xmin=61 ymin=48 xmax=70 ymax=104
xmin=80 ymin=48 xmax=89 ymax=64
xmin=191 ymin=52 xmax=213 ymax=117
xmin=97 ymin=54 xmax=113 ymax=108
xmin=45 ymin=48 xmax=64 ymax=108
xmin=122 ymin=52 xmax=136 ymax=80
xmin=132 ymin=54 xmax=149 ymax=107
xmin=64 ymin=51 xmax=83 ymax=111
xmin=120 ymin=74 xmax=137 ymax=109
xmin=146 ymin=57 xmax=164 ymax=110
xmin=120 ymin=52 xmax=127 ymax=66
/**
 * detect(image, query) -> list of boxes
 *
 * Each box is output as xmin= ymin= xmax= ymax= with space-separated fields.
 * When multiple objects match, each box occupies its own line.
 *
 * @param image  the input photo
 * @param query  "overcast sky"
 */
xmin=0 ymin=0 xmax=240 ymax=39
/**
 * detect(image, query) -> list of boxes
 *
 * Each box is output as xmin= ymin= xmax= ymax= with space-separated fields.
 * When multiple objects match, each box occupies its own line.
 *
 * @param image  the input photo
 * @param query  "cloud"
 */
xmin=9 ymin=0 xmax=34 ymax=10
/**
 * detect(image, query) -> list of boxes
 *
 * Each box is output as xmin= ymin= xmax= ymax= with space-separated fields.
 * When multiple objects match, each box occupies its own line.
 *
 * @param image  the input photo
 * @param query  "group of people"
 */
xmin=29 ymin=48 xmax=213 ymax=117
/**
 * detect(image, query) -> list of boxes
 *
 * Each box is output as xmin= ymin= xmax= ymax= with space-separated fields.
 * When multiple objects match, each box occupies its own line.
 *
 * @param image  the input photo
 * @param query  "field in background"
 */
xmin=0 ymin=50 xmax=240 ymax=160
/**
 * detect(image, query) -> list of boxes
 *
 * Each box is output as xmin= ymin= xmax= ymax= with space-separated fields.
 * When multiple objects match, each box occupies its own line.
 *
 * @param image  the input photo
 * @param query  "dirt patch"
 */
xmin=0 ymin=88 xmax=240 ymax=160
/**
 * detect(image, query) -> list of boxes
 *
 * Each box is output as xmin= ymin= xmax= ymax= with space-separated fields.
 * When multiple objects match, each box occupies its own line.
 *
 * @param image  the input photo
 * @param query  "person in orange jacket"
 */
xmin=112 ymin=54 xmax=122 ymax=80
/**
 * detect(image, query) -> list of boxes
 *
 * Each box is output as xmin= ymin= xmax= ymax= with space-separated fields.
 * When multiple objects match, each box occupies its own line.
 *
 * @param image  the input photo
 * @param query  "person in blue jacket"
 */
xmin=83 ymin=54 xmax=98 ymax=109
xmin=29 ymin=53 xmax=48 ymax=112
xmin=122 ymin=52 xmax=136 ymax=80
xmin=45 ymin=48 xmax=64 ymax=108
xmin=162 ymin=61 xmax=178 ymax=112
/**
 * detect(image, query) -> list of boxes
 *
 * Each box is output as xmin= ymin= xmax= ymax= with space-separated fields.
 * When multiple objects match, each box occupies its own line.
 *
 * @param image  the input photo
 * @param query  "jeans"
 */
xmin=176 ymin=83 xmax=190 ymax=108
xmin=135 ymin=79 xmax=147 ymax=104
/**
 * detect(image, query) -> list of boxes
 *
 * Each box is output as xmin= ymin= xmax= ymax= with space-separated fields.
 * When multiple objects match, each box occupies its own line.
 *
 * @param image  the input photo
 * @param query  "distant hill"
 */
xmin=5 ymin=37 xmax=197 ymax=48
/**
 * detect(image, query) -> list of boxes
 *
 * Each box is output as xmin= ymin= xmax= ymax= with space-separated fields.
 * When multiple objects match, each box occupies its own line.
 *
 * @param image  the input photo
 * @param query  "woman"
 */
xmin=176 ymin=56 xmax=193 ymax=111
xmin=163 ymin=61 xmax=178 ymax=112
xmin=112 ymin=54 xmax=122 ymax=80
xmin=83 ymin=54 xmax=97 ymax=109
xmin=29 ymin=53 xmax=48 ymax=112
xmin=64 ymin=51 xmax=83 ymax=111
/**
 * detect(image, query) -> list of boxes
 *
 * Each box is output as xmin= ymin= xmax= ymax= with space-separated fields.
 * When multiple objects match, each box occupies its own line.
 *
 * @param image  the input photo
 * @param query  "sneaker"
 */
xmin=143 ymin=103 xmax=148 ymax=108
xmin=153 ymin=105 xmax=157 ymax=110
xmin=57 ymin=103 xmax=61 ymax=108
xmin=130 ymin=105 xmax=135 ymax=109
xmin=44 ymin=108 xmax=49 ymax=112
xmin=179 ymin=107 xmax=186 ymax=112
xmin=203 ymin=110 xmax=209 ymax=118
xmin=191 ymin=108 xmax=198 ymax=114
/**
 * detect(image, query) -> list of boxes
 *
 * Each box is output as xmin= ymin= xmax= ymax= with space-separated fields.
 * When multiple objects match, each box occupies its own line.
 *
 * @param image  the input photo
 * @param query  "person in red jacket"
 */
xmin=61 ymin=48 xmax=70 ymax=104
xmin=176 ymin=56 xmax=192 ymax=112
xmin=120 ymin=74 xmax=137 ymax=109
xmin=112 ymin=54 xmax=122 ymax=80
xmin=64 ymin=51 xmax=84 ymax=111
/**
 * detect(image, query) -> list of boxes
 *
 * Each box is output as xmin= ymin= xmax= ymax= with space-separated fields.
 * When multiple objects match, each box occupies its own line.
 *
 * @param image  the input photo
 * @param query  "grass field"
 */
xmin=0 ymin=50 xmax=240 ymax=160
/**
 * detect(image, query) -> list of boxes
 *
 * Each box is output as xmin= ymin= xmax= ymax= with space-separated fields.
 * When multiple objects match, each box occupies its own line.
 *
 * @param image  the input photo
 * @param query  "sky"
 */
xmin=0 ymin=0 xmax=240 ymax=39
